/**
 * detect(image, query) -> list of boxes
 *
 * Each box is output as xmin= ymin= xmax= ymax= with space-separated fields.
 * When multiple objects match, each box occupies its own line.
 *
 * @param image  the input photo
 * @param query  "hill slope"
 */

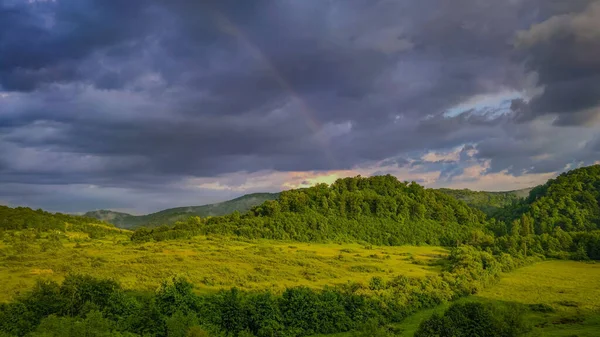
xmin=437 ymin=187 xmax=531 ymax=215
xmin=132 ymin=175 xmax=488 ymax=246
xmin=0 ymin=205 xmax=124 ymax=237
xmin=496 ymin=165 xmax=600 ymax=234
xmin=85 ymin=192 xmax=279 ymax=229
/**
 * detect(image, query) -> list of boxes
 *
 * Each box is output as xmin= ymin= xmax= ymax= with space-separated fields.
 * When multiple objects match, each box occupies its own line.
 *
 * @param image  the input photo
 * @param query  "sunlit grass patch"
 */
xmin=475 ymin=260 xmax=600 ymax=337
xmin=0 ymin=234 xmax=446 ymax=302
xmin=478 ymin=260 xmax=600 ymax=311
xmin=313 ymin=260 xmax=600 ymax=337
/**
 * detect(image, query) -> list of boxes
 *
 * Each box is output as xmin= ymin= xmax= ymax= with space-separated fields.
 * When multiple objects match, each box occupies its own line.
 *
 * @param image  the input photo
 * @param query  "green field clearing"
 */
xmin=0 ymin=233 xmax=446 ymax=302
xmin=314 ymin=260 xmax=600 ymax=337
xmin=479 ymin=260 xmax=600 ymax=310
xmin=476 ymin=260 xmax=600 ymax=337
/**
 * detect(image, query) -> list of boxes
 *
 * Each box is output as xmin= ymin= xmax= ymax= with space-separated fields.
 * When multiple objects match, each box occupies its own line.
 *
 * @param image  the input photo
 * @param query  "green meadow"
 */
xmin=313 ymin=260 xmax=600 ymax=337
xmin=477 ymin=260 xmax=600 ymax=337
xmin=0 ymin=231 xmax=445 ymax=302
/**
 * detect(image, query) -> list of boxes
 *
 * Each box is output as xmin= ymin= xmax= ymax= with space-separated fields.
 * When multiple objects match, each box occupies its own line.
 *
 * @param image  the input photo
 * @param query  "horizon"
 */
xmin=16 ymin=174 xmax=542 ymax=217
xmin=2 ymin=0 xmax=600 ymax=214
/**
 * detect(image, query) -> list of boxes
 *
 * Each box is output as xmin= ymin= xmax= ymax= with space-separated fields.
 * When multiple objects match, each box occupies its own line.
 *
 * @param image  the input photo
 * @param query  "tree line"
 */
xmin=132 ymin=175 xmax=488 ymax=248
xmin=0 ymin=206 xmax=122 ymax=239
xmin=131 ymin=166 xmax=600 ymax=261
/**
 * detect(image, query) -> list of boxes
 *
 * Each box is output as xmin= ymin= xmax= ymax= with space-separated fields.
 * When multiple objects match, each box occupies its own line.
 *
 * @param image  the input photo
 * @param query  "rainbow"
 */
xmin=211 ymin=10 xmax=338 ymax=168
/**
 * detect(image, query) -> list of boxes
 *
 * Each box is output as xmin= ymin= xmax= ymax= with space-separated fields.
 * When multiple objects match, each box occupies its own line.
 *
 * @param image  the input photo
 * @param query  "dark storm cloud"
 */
xmin=0 ymin=0 xmax=157 ymax=91
xmin=1 ymin=0 xmax=599 ymax=212
xmin=473 ymin=118 xmax=600 ymax=176
xmin=513 ymin=1 xmax=600 ymax=125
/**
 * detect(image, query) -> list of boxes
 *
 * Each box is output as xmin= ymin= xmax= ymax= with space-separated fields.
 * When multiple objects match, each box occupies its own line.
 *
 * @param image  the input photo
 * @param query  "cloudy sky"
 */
xmin=1 ymin=0 xmax=600 ymax=214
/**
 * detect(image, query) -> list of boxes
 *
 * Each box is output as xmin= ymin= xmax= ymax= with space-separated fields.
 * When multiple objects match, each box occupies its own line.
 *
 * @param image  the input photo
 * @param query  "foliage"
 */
xmin=0 ymin=245 xmax=523 ymax=337
xmin=487 ymin=165 xmax=600 ymax=260
xmin=436 ymin=188 xmax=528 ymax=216
xmin=0 ymin=206 xmax=124 ymax=238
xmin=132 ymin=175 xmax=487 ymax=247
xmin=494 ymin=165 xmax=600 ymax=234
xmin=414 ymin=301 xmax=530 ymax=337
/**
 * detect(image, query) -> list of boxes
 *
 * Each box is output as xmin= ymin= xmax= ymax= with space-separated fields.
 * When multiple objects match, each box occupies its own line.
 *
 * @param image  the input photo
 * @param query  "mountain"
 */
xmin=85 ymin=192 xmax=279 ymax=229
xmin=436 ymin=187 xmax=532 ymax=215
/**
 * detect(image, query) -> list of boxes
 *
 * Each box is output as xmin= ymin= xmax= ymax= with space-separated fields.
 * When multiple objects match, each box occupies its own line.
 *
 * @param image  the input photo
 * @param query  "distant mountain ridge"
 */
xmin=85 ymin=187 xmax=535 ymax=229
xmin=84 ymin=193 xmax=279 ymax=229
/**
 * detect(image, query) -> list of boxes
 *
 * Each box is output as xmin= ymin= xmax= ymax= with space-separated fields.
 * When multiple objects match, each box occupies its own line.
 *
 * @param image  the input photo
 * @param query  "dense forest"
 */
xmin=132 ymin=175 xmax=488 ymax=247
xmin=129 ymin=166 xmax=600 ymax=261
xmin=488 ymin=165 xmax=600 ymax=260
xmin=436 ymin=188 xmax=528 ymax=216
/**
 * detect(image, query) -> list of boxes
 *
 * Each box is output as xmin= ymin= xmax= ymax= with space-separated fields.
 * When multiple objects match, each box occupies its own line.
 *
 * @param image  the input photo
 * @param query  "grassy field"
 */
xmin=476 ymin=260 xmax=600 ymax=337
xmin=0 ymin=232 xmax=446 ymax=302
xmin=314 ymin=260 xmax=600 ymax=337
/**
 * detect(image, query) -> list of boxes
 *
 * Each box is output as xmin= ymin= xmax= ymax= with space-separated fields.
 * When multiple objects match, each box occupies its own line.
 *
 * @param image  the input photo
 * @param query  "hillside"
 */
xmin=85 ymin=192 xmax=279 ymax=229
xmin=0 ymin=205 xmax=125 ymax=237
xmin=87 ymin=186 xmax=533 ymax=229
xmin=436 ymin=187 xmax=531 ymax=215
xmin=132 ymin=175 xmax=489 ymax=246
xmin=487 ymin=165 xmax=600 ymax=260
xmin=496 ymin=164 xmax=600 ymax=234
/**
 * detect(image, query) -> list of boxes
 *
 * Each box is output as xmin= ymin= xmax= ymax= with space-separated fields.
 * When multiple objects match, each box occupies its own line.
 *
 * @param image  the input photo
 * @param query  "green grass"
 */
xmin=410 ymin=261 xmax=600 ymax=337
xmin=0 ymin=232 xmax=445 ymax=302
xmin=476 ymin=260 xmax=600 ymax=336
xmin=478 ymin=260 xmax=600 ymax=310
xmin=313 ymin=260 xmax=600 ymax=337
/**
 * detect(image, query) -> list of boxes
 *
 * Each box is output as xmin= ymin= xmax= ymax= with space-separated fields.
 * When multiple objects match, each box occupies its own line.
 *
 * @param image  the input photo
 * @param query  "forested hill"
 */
xmin=132 ymin=175 xmax=488 ymax=246
xmin=495 ymin=165 xmax=600 ymax=235
xmin=437 ymin=188 xmax=531 ymax=215
xmin=0 ymin=205 xmax=124 ymax=237
xmin=85 ymin=193 xmax=279 ymax=229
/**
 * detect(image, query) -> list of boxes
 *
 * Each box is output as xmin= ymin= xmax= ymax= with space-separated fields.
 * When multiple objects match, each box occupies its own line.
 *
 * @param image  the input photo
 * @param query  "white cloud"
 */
xmin=445 ymin=90 xmax=523 ymax=117
xmin=421 ymin=147 xmax=462 ymax=163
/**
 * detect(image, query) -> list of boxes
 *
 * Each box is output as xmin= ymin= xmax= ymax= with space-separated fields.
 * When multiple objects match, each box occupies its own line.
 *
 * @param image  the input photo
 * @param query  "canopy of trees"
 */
xmin=487 ymin=165 xmax=600 ymax=260
xmin=0 ymin=206 xmax=122 ymax=238
xmin=436 ymin=188 xmax=527 ymax=216
xmin=132 ymin=175 xmax=488 ymax=247
xmin=415 ymin=302 xmax=530 ymax=337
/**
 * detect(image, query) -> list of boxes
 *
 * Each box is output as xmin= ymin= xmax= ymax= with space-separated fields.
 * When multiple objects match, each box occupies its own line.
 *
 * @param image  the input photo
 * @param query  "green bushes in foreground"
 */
xmin=414 ymin=302 xmax=531 ymax=337
xmin=0 ymin=246 xmax=534 ymax=337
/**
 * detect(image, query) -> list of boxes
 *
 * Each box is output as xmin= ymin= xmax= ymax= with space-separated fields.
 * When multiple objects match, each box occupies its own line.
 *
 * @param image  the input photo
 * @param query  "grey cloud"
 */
xmin=474 ymin=118 xmax=599 ymax=175
xmin=513 ymin=1 xmax=600 ymax=125
xmin=0 ymin=0 xmax=156 ymax=91
xmin=1 ymin=0 xmax=599 ymax=212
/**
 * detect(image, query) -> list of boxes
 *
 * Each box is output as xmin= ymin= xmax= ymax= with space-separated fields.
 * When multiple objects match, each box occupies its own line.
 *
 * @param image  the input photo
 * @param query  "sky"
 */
xmin=1 ymin=0 xmax=600 ymax=214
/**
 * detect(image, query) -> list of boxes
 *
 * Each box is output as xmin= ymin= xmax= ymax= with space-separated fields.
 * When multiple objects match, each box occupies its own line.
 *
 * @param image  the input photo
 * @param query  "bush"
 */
xmin=528 ymin=303 xmax=554 ymax=313
xmin=414 ymin=302 xmax=531 ymax=337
